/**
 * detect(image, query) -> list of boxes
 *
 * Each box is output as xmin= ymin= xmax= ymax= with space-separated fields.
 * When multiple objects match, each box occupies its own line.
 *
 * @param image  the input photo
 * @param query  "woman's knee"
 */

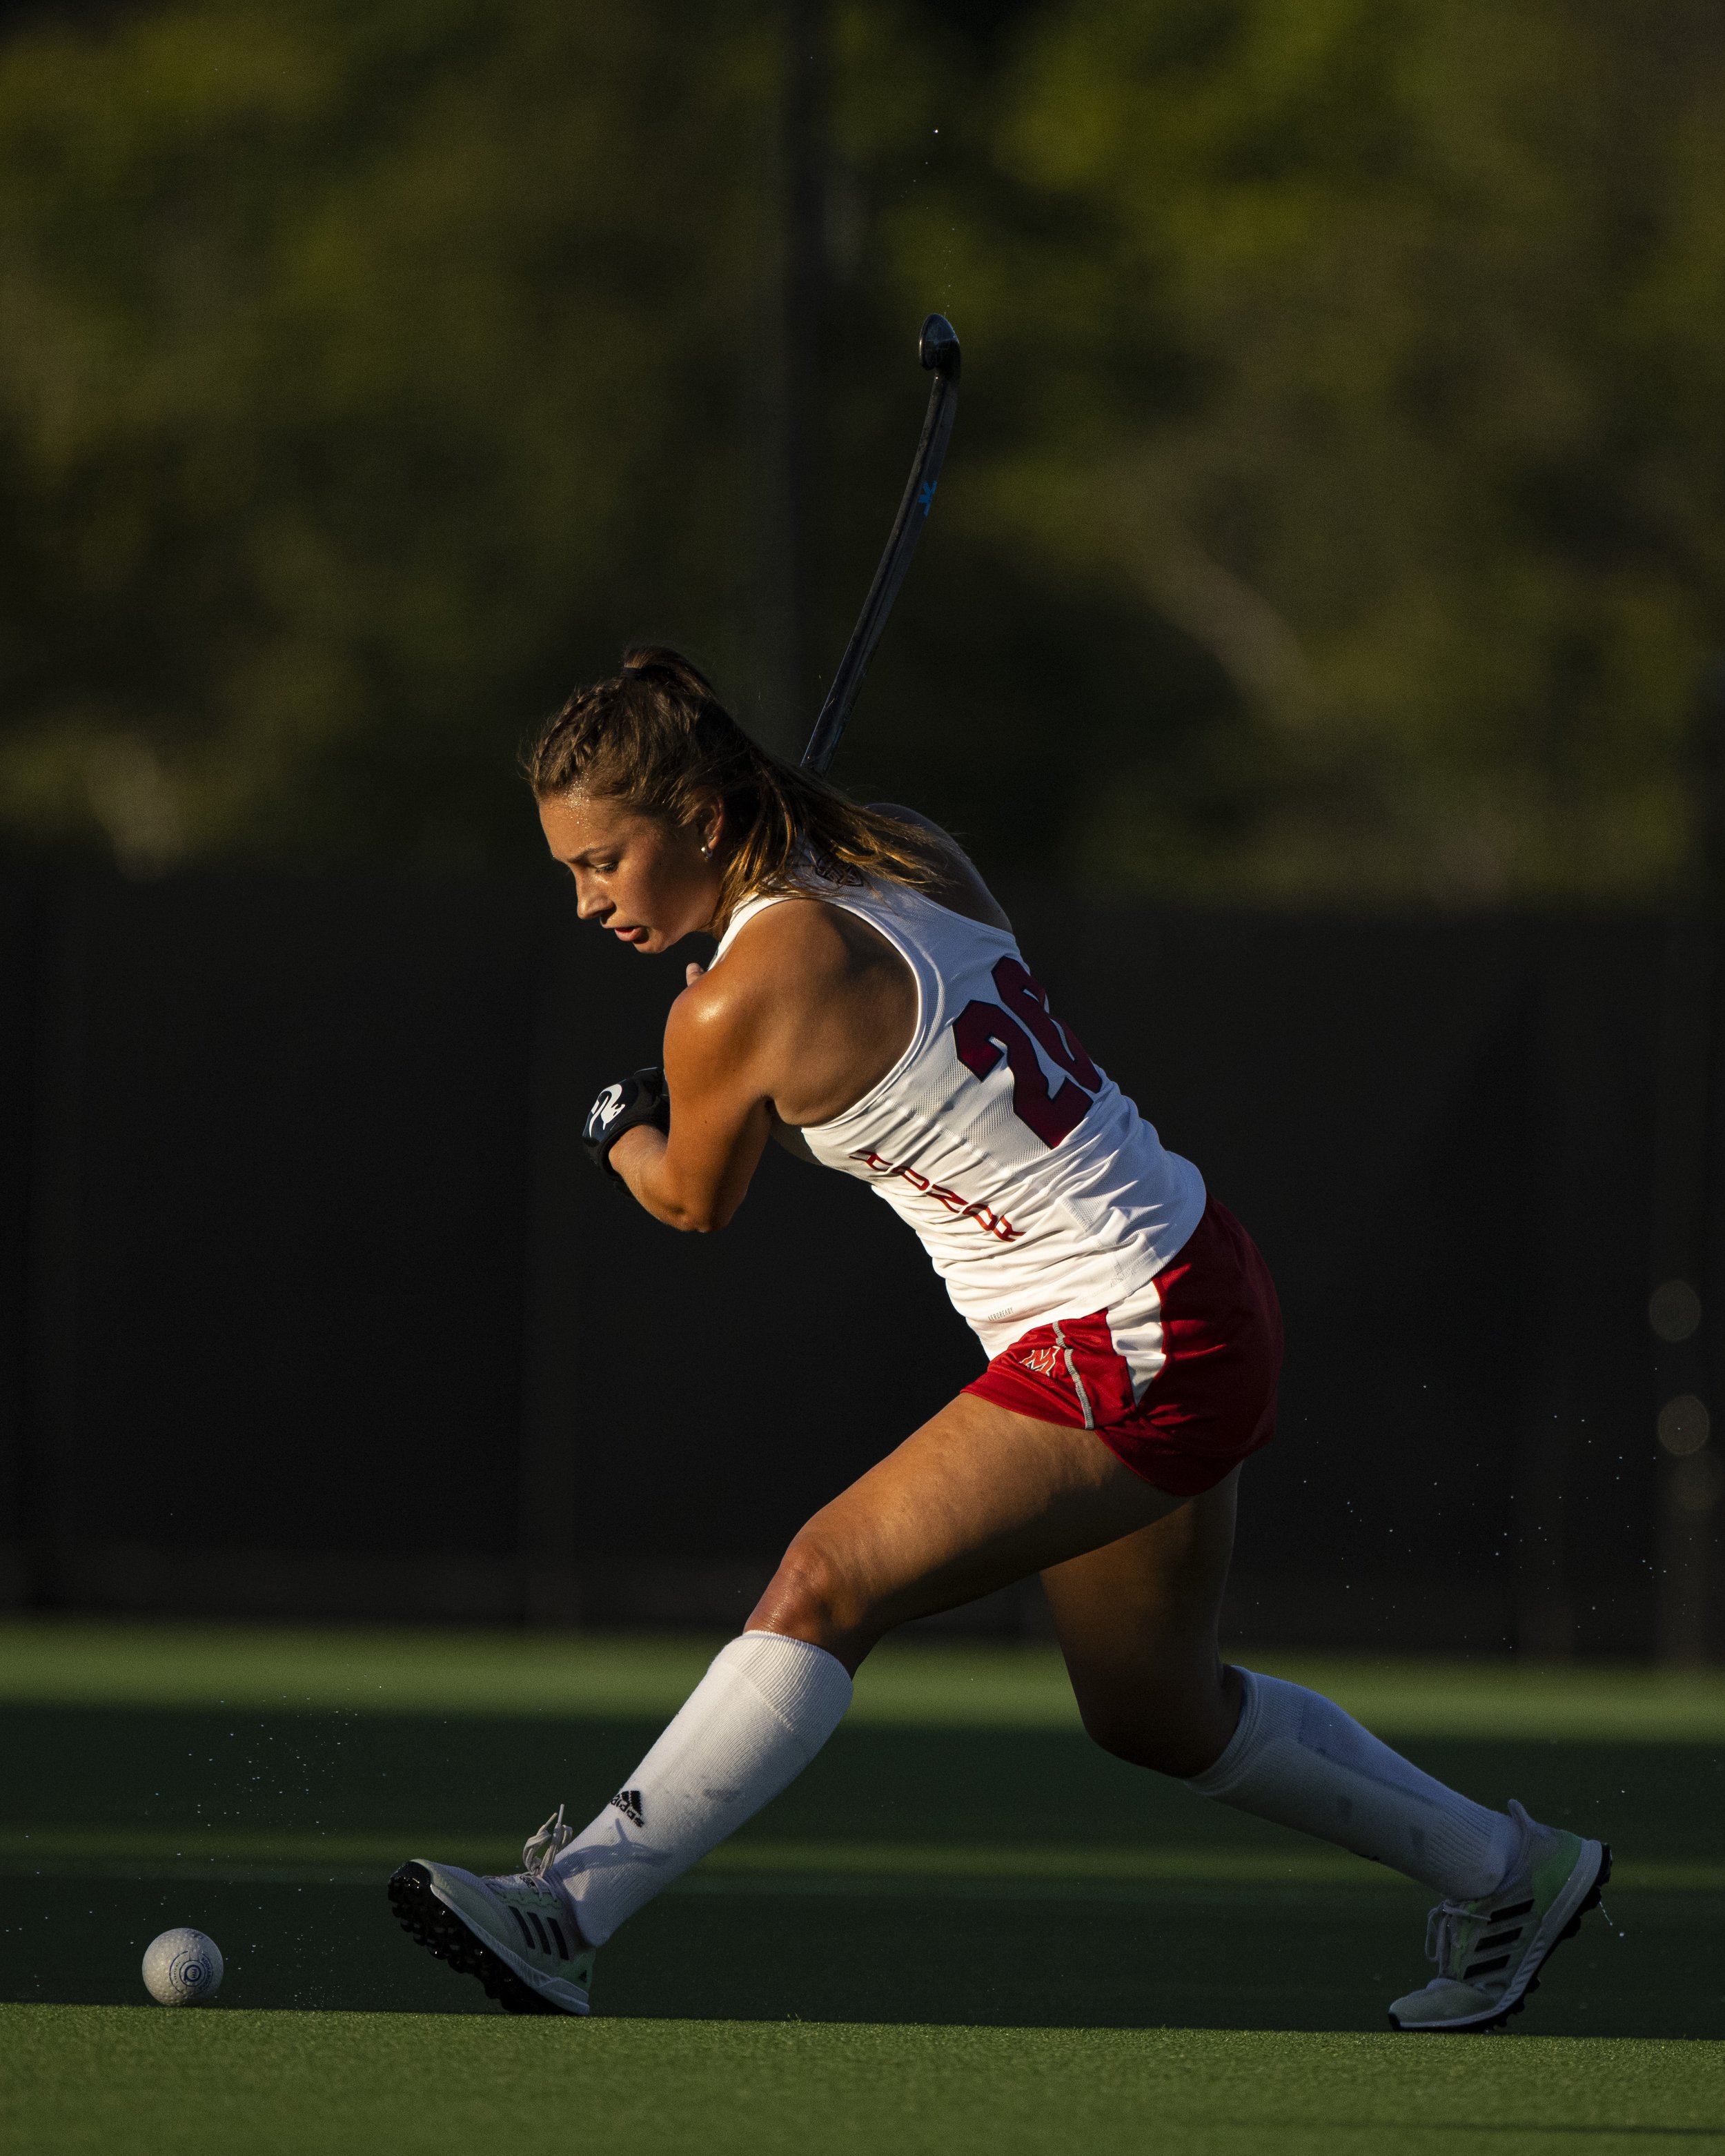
xmin=747 ymin=1534 xmax=877 ymax=1656
xmin=1078 ymin=1703 xmax=1188 ymax=1774
xmin=1074 ymin=1665 xmax=1240 ymax=1779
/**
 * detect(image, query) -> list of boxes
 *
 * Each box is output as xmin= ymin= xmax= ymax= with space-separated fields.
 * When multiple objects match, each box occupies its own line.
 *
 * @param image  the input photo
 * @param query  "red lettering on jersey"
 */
xmin=966 ymin=1205 xmax=1023 ymax=1243
xmin=846 ymin=1149 xmax=1024 ymax=1240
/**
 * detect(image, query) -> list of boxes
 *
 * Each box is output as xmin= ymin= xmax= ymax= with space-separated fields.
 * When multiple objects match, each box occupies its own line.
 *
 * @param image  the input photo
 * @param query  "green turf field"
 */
xmin=1 ymin=1621 xmax=1720 ymax=2153
xmin=6 ymin=2011 xmax=1723 ymax=2156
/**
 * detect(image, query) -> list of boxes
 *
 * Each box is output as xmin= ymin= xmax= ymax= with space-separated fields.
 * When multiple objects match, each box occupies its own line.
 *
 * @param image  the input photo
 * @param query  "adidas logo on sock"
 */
xmin=609 ymin=1788 xmax=645 ymax=1828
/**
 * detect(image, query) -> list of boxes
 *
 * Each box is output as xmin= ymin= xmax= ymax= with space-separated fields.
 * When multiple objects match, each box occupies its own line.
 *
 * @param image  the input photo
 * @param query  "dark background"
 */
xmin=1 ymin=865 xmax=1713 ymax=1658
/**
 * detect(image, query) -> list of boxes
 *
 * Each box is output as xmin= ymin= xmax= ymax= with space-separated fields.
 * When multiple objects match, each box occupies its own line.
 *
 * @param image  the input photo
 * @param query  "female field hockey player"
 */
xmin=391 ymin=647 xmax=1609 ymax=2030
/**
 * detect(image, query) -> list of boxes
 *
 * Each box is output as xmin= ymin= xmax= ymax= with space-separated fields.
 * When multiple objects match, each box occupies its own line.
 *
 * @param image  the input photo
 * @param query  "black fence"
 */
xmin=0 ymin=868 xmax=1717 ymax=1656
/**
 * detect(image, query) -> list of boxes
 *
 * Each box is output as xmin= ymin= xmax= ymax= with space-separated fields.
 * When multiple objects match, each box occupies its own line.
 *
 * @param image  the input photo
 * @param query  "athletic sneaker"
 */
xmin=1388 ymin=1800 xmax=1610 ymax=2033
xmin=388 ymin=1805 xmax=593 ymax=2017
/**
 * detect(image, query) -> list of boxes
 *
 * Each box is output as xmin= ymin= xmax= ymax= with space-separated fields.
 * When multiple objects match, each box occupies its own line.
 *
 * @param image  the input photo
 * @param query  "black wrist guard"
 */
xmin=583 ymin=1065 xmax=670 ymax=1176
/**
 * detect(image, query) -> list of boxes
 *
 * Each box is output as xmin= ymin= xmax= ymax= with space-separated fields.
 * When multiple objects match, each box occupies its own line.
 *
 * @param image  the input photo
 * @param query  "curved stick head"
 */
xmin=918 ymin=313 xmax=961 ymax=384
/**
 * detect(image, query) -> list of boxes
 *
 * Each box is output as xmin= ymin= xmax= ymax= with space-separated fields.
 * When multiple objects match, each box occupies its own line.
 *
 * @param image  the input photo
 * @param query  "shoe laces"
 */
xmin=522 ymin=1803 xmax=573 ymax=1878
xmin=1423 ymin=1897 xmax=1481 ymax=1976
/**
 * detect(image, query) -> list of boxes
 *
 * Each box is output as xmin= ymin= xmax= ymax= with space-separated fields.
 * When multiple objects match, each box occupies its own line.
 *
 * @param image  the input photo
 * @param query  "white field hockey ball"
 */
xmin=141 ymin=1928 xmax=224 ymax=2006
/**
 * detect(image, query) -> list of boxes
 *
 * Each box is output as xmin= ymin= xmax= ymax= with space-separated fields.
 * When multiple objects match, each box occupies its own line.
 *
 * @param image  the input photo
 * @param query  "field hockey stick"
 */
xmin=800 ymin=313 xmax=961 ymax=776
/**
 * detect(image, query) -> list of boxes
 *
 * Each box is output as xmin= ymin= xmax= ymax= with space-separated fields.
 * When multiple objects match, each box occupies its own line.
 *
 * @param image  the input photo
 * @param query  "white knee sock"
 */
xmin=1185 ymin=1668 xmax=1521 ymax=1899
xmin=549 ymin=1630 xmax=853 ymax=1946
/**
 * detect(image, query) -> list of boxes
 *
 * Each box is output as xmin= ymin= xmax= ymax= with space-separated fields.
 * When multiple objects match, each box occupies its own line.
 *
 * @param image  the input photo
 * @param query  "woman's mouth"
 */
xmin=611 ymin=924 xmax=651 ymax=945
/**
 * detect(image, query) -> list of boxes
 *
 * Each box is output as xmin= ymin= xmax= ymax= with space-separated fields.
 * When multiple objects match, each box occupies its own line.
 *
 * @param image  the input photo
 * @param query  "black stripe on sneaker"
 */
xmin=547 ymin=1919 xmax=570 ymax=1961
xmin=527 ymin=1912 xmax=551 ymax=1952
xmin=1489 ymin=1899 xmax=1534 ymax=1921
xmin=509 ymin=1907 xmax=535 ymax=1949
xmin=1466 ymin=1954 xmax=1512 ymax=1977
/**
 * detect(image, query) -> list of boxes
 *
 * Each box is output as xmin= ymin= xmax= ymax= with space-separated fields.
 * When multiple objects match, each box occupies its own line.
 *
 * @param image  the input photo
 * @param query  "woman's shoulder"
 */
xmin=678 ymin=891 xmax=903 ymax=1069
xmin=711 ymin=887 xmax=879 ymax=981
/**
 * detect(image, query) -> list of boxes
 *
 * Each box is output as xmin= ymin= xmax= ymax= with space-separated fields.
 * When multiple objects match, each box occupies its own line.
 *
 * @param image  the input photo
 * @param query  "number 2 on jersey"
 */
xmin=951 ymin=958 xmax=1101 ymax=1147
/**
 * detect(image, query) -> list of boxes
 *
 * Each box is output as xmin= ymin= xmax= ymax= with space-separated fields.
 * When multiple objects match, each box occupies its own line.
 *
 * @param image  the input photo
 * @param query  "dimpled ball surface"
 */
xmin=141 ymin=1928 xmax=224 ymax=2006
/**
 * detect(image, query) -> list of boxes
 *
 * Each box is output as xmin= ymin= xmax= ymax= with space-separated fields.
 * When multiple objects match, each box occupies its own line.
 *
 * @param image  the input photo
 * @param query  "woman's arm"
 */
xmin=605 ymin=973 xmax=776 ymax=1231
xmin=617 ymin=1102 xmax=816 ymax=1204
xmin=604 ymin=895 xmax=916 ymax=1228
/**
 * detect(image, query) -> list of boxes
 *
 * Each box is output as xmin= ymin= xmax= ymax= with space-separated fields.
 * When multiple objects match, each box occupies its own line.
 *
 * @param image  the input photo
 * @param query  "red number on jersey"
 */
xmin=950 ymin=960 xmax=1101 ymax=1148
xmin=991 ymin=958 xmax=1101 ymax=1089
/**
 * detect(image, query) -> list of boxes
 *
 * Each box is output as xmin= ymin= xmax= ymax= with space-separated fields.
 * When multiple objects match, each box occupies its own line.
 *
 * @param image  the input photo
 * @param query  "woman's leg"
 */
xmin=1034 ymin=1477 xmax=1610 ymax=2035
xmin=1038 ymin=1467 xmax=1243 ymax=1779
xmin=1038 ymin=1469 xmax=1528 ymax=1903
xmin=747 ymin=1389 xmax=1192 ymax=1662
xmin=546 ymin=1392 xmax=1191 ymax=1944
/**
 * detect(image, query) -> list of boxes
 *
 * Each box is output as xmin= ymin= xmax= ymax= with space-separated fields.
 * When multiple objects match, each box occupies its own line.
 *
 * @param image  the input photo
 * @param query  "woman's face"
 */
xmin=538 ymin=790 xmax=724 ymax=953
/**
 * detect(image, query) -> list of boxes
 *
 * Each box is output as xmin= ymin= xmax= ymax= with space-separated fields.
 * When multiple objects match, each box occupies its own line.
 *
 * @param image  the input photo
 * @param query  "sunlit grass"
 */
xmin=1 ymin=1619 xmax=1722 ymax=1741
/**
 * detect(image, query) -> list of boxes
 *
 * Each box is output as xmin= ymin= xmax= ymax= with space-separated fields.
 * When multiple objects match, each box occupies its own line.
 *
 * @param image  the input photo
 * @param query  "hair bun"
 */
xmin=619 ymin=644 xmax=718 ymax=702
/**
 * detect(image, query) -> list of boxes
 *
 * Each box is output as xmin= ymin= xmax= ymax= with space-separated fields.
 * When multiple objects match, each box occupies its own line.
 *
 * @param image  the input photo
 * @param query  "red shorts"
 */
xmin=963 ymin=1197 xmax=1283 ymax=1496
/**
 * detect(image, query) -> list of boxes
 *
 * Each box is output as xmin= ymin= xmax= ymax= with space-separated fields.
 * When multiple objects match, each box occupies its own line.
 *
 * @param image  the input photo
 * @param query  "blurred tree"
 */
xmin=863 ymin=0 xmax=1725 ymax=898
xmin=0 ymin=0 xmax=774 ymax=866
xmin=3 ymin=0 xmax=1725 ymax=901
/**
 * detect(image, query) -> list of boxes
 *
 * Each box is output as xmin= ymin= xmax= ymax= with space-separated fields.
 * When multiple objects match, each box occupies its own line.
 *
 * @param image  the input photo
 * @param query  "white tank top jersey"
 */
xmin=713 ymin=876 xmax=1207 ymax=1361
